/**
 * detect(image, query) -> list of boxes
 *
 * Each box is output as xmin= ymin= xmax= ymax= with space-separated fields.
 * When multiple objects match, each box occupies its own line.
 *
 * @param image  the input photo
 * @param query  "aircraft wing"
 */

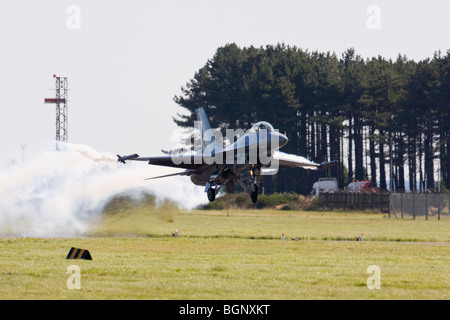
xmin=117 ymin=153 xmax=206 ymax=170
xmin=273 ymin=151 xmax=338 ymax=170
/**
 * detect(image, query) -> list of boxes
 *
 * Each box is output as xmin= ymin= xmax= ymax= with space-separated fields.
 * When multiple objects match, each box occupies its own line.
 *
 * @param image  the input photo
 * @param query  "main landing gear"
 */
xmin=207 ymin=187 xmax=216 ymax=202
xmin=207 ymin=183 xmax=257 ymax=203
xmin=205 ymin=167 xmax=259 ymax=203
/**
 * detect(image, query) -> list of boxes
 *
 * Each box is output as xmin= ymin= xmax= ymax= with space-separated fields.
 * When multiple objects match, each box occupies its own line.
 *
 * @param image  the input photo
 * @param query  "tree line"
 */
xmin=173 ymin=43 xmax=450 ymax=195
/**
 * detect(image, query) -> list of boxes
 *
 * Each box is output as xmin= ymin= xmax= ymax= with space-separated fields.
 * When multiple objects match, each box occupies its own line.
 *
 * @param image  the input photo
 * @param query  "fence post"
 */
xmin=389 ymin=194 xmax=392 ymax=218
xmin=425 ymin=192 xmax=428 ymax=220
xmin=320 ymin=192 xmax=323 ymax=211
xmin=344 ymin=192 xmax=347 ymax=211
xmin=413 ymin=193 xmax=416 ymax=220
xmin=437 ymin=193 xmax=441 ymax=221
xmin=400 ymin=193 xmax=403 ymax=219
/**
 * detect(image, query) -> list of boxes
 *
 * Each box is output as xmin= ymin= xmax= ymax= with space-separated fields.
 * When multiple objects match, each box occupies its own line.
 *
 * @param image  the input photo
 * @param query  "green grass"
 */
xmin=1 ymin=209 xmax=449 ymax=299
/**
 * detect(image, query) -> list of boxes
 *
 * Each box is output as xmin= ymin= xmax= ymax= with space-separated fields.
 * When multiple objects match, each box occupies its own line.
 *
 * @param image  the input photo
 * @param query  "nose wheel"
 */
xmin=250 ymin=184 xmax=258 ymax=203
xmin=249 ymin=167 xmax=259 ymax=203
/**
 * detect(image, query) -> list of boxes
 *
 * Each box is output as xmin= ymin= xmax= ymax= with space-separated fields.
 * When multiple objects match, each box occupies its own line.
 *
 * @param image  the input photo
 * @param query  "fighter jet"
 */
xmin=117 ymin=107 xmax=338 ymax=203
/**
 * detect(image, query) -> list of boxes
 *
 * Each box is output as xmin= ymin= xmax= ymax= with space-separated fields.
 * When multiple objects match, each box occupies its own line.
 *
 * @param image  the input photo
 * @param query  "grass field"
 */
xmin=1 ymin=208 xmax=449 ymax=300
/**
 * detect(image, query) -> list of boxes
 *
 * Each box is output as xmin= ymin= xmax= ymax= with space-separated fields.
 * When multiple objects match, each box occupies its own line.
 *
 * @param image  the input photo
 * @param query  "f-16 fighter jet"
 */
xmin=118 ymin=107 xmax=338 ymax=203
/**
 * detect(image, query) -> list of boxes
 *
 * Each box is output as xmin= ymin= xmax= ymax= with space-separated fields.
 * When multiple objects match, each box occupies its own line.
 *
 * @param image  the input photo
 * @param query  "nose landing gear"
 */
xmin=250 ymin=183 xmax=258 ymax=203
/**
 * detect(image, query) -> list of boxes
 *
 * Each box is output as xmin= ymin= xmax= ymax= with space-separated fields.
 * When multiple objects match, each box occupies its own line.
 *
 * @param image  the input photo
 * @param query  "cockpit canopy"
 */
xmin=248 ymin=121 xmax=274 ymax=133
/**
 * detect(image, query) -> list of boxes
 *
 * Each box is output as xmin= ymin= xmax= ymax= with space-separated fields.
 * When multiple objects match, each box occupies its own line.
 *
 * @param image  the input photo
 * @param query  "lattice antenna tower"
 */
xmin=44 ymin=75 xmax=68 ymax=148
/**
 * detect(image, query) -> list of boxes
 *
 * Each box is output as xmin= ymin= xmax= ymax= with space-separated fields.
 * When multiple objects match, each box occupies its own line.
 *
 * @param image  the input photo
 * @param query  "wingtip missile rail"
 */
xmin=117 ymin=153 xmax=139 ymax=164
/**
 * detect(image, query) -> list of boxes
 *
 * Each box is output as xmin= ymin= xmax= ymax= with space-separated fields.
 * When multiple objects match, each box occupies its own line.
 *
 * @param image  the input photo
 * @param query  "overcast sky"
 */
xmin=1 ymin=0 xmax=449 ymax=166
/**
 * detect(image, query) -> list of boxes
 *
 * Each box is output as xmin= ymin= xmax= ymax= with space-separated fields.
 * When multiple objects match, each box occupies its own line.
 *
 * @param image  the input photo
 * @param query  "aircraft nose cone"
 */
xmin=279 ymin=133 xmax=288 ymax=148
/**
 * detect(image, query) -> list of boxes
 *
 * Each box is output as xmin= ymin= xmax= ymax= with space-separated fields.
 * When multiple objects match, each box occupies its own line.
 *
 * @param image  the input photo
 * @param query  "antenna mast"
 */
xmin=44 ymin=74 xmax=68 ymax=148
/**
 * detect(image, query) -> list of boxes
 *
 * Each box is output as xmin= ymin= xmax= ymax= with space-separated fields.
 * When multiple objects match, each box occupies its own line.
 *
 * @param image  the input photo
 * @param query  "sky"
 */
xmin=1 ymin=0 xmax=450 ymax=166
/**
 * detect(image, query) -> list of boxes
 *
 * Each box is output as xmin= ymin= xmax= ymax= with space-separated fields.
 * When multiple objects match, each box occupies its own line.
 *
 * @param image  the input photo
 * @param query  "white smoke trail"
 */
xmin=0 ymin=143 xmax=206 ymax=237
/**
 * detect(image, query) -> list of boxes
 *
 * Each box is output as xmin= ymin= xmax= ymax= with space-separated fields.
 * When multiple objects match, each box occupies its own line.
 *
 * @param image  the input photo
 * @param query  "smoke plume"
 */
xmin=0 ymin=143 xmax=205 ymax=237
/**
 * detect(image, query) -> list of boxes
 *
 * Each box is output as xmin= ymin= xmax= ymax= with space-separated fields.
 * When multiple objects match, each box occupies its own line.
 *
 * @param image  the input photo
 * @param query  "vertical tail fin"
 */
xmin=195 ymin=107 xmax=213 ymax=149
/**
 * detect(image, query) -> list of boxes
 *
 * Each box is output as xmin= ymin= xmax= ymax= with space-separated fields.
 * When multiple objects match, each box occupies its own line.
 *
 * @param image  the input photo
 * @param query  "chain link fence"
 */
xmin=319 ymin=192 xmax=390 ymax=212
xmin=389 ymin=193 xmax=450 ymax=220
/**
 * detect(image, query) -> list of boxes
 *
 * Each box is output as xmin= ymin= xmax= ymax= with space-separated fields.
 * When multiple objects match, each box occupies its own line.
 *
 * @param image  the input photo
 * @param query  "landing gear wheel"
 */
xmin=250 ymin=184 xmax=258 ymax=203
xmin=207 ymin=188 xmax=216 ymax=202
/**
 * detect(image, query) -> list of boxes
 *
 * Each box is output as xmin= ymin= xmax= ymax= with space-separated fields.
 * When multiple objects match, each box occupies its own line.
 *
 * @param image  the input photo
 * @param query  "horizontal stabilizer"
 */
xmin=274 ymin=151 xmax=320 ymax=170
xmin=319 ymin=160 xmax=339 ymax=169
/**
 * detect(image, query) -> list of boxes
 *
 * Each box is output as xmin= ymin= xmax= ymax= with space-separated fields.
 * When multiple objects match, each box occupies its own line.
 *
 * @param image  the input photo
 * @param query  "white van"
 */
xmin=311 ymin=178 xmax=338 ymax=198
